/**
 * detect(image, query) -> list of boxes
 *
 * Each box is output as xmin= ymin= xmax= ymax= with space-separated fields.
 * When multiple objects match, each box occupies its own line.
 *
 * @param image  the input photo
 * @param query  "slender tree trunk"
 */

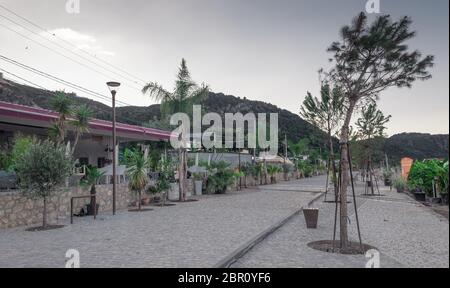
xmin=328 ymin=129 xmax=339 ymax=200
xmin=179 ymin=148 xmax=187 ymax=202
xmin=339 ymin=100 xmax=356 ymax=249
xmin=71 ymin=132 xmax=81 ymax=155
xmin=138 ymin=190 xmax=142 ymax=211
xmin=43 ymin=196 xmax=47 ymax=228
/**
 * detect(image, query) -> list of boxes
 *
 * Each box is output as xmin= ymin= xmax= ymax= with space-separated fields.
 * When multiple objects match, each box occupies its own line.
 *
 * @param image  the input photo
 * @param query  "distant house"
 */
xmin=0 ymin=101 xmax=173 ymax=168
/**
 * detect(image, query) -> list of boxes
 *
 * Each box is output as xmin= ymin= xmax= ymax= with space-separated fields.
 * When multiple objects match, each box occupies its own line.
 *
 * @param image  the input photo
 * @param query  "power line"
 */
xmin=0 ymin=12 xmax=145 ymax=88
xmin=0 ymin=54 xmax=135 ymax=107
xmin=0 ymin=21 xmax=144 ymax=93
xmin=0 ymin=3 xmax=149 ymax=85
xmin=0 ymin=68 xmax=147 ymax=125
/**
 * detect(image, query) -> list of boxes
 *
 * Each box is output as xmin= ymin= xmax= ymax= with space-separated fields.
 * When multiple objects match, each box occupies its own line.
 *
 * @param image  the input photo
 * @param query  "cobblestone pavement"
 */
xmin=232 ymin=181 xmax=449 ymax=268
xmin=0 ymin=177 xmax=322 ymax=268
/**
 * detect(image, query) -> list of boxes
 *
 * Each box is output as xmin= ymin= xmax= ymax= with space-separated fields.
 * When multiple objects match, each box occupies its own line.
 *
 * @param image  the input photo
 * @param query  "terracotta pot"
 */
xmin=141 ymin=198 xmax=151 ymax=206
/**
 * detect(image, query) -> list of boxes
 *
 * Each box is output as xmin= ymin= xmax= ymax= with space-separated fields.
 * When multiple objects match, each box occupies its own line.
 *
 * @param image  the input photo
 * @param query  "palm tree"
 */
xmin=267 ymin=165 xmax=280 ymax=184
xmin=125 ymin=149 xmax=149 ymax=211
xmin=142 ymin=58 xmax=209 ymax=117
xmin=70 ymin=105 xmax=93 ymax=154
xmin=50 ymin=91 xmax=73 ymax=144
xmin=142 ymin=58 xmax=209 ymax=202
xmin=82 ymin=166 xmax=105 ymax=215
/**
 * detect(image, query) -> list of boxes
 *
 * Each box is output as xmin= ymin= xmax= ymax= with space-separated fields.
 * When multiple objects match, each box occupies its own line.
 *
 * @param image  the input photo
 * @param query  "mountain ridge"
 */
xmin=0 ymin=77 xmax=448 ymax=162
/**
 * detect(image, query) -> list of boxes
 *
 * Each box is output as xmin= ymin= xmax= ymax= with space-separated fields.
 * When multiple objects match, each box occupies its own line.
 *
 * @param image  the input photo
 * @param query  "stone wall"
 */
xmin=0 ymin=184 xmax=133 ymax=229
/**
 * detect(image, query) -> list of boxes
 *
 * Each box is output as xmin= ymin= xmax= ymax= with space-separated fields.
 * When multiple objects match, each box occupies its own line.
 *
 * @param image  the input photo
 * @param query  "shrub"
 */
xmin=0 ymin=147 xmax=12 ymax=171
xmin=393 ymin=177 xmax=407 ymax=192
xmin=206 ymin=161 xmax=236 ymax=194
xmin=15 ymin=140 xmax=73 ymax=228
xmin=408 ymin=159 xmax=447 ymax=196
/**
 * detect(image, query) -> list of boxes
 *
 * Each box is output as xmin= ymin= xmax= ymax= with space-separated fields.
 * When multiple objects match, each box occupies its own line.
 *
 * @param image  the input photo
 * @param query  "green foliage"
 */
xmin=356 ymin=104 xmax=391 ymax=140
xmin=206 ymin=161 xmax=236 ymax=194
xmin=70 ymin=105 xmax=93 ymax=152
xmin=142 ymin=58 xmax=210 ymax=117
xmin=408 ymin=159 xmax=447 ymax=196
xmin=437 ymin=161 xmax=449 ymax=195
xmin=156 ymin=157 xmax=174 ymax=194
xmin=393 ymin=177 xmax=408 ymax=191
xmin=50 ymin=91 xmax=73 ymax=143
xmin=125 ymin=149 xmax=150 ymax=194
xmin=297 ymin=160 xmax=313 ymax=177
xmin=81 ymin=166 xmax=105 ymax=189
xmin=382 ymin=169 xmax=393 ymax=180
xmin=290 ymin=138 xmax=310 ymax=158
xmin=15 ymin=140 xmax=73 ymax=199
xmin=0 ymin=146 xmax=12 ymax=171
xmin=328 ymin=12 xmax=434 ymax=101
xmin=300 ymin=83 xmax=344 ymax=134
xmin=9 ymin=136 xmax=33 ymax=172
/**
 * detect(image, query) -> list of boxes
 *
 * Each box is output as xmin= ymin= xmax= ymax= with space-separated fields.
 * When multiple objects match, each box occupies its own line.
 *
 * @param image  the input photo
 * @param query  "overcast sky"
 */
xmin=0 ymin=0 xmax=448 ymax=136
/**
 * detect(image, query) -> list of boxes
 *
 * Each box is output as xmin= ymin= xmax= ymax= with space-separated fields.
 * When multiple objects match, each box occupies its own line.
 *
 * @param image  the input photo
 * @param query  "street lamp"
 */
xmin=107 ymin=81 xmax=121 ymax=215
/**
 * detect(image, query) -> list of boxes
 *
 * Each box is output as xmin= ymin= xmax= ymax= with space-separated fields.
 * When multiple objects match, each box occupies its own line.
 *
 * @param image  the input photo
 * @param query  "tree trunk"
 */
xmin=138 ymin=190 xmax=142 ymax=211
xmin=179 ymin=148 xmax=187 ymax=202
xmin=43 ymin=196 xmax=48 ymax=228
xmin=90 ymin=184 xmax=96 ymax=216
xmin=71 ymin=132 xmax=81 ymax=155
xmin=339 ymin=100 xmax=356 ymax=249
xmin=328 ymin=129 xmax=339 ymax=200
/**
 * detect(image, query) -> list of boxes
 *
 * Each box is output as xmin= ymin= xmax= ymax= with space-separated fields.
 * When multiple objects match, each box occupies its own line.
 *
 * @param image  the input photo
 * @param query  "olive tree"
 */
xmin=328 ymin=12 xmax=434 ymax=249
xmin=15 ymin=140 xmax=73 ymax=228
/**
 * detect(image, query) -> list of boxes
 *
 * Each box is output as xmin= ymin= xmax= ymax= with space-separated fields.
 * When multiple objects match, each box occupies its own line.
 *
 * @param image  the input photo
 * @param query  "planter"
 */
xmin=194 ymin=180 xmax=203 ymax=196
xmin=168 ymin=182 xmax=180 ymax=201
xmin=303 ymin=208 xmax=319 ymax=229
xmin=384 ymin=179 xmax=392 ymax=186
xmin=413 ymin=192 xmax=426 ymax=202
xmin=440 ymin=194 xmax=449 ymax=205
xmin=426 ymin=196 xmax=442 ymax=204
xmin=86 ymin=204 xmax=99 ymax=216
xmin=141 ymin=198 xmax=151 ymax=206
xmin=396 ymin=188 xmax=405 ymax=193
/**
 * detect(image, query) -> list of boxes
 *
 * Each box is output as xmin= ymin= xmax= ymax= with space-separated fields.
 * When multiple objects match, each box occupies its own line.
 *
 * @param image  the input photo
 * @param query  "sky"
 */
xmin=0 ymin=0 xmax=448 ymax=136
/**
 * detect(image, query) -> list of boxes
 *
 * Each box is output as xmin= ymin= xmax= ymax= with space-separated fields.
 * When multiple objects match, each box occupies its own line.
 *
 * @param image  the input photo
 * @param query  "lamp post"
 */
xmin=107 ymin=81 xmax=121 ymax=215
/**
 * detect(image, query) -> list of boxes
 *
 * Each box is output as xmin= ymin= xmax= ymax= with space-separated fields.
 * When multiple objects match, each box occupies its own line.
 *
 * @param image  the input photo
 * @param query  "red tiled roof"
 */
xmin=0 ymin=100 xmax=174 ymax=141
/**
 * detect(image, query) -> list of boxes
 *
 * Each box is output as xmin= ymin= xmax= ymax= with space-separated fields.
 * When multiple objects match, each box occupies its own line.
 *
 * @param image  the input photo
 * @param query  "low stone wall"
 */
xmin=0 ymin=184 xmax=133 ymax=229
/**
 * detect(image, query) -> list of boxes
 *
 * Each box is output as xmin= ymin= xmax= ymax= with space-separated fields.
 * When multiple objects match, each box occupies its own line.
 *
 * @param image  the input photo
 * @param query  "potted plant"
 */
xmin=124 ymin=149 xmax=150 ymax=212
xmin=383 ymin=169 xmax=393 ymax=186
xmin=206 ymin=161 xmax=236 ymax=194
xmin=267 ymin=165 xmax=279 ymax=184
xmin=192 ymin=173 xmax=203 ymax=195
xmin=408 ymin=182 xmax=426 ymax=202
xmin=393 ymin=177 xmax=407 ymax=193
xmin=81 ymin=166 xmax=105 ymax=215
xmin=437 ymin=161 xmax=449 ymax=205
xmin=158 ymin=157 xmax=176 ymax=202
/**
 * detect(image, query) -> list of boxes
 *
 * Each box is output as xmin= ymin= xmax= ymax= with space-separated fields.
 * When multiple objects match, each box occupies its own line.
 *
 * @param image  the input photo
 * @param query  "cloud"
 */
xmin=43 ymin=28 xmax=115 ymax=57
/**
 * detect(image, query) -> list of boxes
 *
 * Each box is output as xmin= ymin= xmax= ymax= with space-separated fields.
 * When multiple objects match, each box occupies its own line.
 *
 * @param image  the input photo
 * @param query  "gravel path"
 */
xmin=0 ymin=178 xmax=321 ymax=268
xmin=232 ymin=182 xmax=449 ymax=268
